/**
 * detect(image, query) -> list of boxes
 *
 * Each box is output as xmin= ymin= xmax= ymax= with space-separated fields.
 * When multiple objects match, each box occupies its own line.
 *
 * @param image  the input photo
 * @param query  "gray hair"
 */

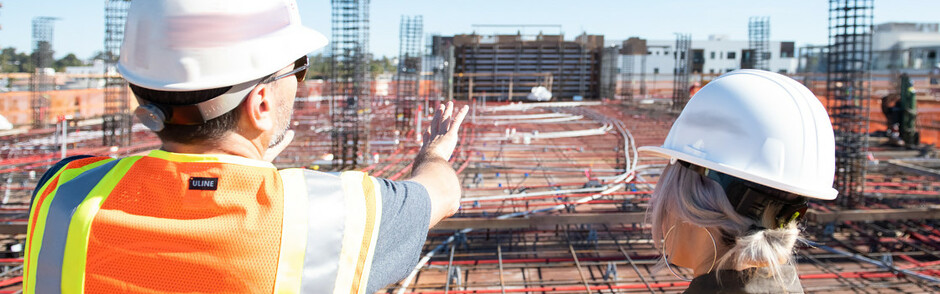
xmin=647 ymin=163 xmax=799 ymax=287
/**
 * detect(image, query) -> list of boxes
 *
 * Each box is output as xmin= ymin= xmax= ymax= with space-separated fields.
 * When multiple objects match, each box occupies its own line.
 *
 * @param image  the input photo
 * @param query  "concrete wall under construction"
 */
xmin=450 ymin=33 xmax=605 ymax=100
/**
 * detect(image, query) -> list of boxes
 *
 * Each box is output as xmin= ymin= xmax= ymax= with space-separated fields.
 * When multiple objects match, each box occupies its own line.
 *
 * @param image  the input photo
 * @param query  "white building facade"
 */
xmin=617 ymin=35 xmax=799 ymax=75
xmin=872 ymin=22 xmax=940 ymax=72
xmin=63 ymin=59 xmax=107 ymax=89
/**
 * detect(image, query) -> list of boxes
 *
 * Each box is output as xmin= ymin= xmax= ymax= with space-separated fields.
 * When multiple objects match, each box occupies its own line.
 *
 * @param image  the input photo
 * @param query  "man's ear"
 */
xmin=241 ymin=83 xmax=275 ymax=134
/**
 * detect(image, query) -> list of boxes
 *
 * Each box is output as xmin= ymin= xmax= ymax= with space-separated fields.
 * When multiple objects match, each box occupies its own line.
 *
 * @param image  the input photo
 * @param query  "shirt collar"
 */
xmin=147 ymin=150 xmax=276 ymax=169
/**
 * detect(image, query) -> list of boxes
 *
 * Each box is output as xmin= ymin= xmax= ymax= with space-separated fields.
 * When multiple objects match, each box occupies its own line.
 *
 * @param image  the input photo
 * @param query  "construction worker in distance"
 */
xmin=641 ymin=70 xmax=837 ymax=293
xmin=24 ymin=0 xmax=468 ymax=293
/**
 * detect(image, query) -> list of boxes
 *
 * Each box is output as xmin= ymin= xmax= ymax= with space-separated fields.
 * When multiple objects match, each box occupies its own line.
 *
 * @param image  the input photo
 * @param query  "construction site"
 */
xmin=1 ymin=0 xmax=940 ymax=293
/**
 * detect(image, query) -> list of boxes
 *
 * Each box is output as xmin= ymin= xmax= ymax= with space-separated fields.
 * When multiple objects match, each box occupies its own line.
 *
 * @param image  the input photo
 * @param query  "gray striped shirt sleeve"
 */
xmin=366 ymin=178 xmax=431 ymax=293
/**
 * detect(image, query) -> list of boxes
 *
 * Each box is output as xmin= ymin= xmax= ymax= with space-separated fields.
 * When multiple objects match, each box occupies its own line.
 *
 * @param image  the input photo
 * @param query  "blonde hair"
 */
xmin=647 ymin=163 xmax=799 ymax=288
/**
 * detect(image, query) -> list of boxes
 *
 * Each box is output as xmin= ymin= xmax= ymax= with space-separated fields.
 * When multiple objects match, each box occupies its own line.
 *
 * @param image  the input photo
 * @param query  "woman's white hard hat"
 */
xmin=117 ymin=0 xmax=327 ymax=91
xmin=639 ymin=70 xmax=838 ymax=200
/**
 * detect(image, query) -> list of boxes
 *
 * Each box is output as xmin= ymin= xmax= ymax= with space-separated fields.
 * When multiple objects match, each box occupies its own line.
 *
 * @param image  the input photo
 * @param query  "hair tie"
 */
xmin=747 ymin=224 xmax=766 ymax=235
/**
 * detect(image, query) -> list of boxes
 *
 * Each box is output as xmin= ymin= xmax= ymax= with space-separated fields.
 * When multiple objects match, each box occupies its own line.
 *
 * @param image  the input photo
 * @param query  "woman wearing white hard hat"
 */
xmin=641 ymin=69 xmax=837 ymax=293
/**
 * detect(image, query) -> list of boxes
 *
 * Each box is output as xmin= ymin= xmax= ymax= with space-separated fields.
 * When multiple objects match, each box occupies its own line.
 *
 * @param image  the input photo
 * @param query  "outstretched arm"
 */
xmin=409 ymin=101 xmax=469 ymax=228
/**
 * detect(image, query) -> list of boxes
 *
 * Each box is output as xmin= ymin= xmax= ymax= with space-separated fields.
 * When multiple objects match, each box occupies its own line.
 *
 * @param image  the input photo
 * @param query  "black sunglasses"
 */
xmin=262 ymin=56 xmax=309 ymax=84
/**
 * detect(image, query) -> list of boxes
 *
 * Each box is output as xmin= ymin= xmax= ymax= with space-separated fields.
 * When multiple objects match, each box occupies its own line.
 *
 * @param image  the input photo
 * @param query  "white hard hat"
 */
xmin=117 ymin=0 xmax=327 ymax=91
xmin=640 ymin=69 xmax=837 ymax=200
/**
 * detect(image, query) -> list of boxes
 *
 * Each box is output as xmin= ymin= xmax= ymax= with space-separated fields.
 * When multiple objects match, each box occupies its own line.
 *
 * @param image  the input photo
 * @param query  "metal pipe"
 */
xmin=60 ymin=119 xmax=67 ymax=159
xmin=805 ymin=240 xmax=940 ymax=284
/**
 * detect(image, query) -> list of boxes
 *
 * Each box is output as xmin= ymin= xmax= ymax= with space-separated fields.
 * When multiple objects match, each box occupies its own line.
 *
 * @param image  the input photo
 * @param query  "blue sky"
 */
xmin=1 ymin=0 xmax=938 ymax=60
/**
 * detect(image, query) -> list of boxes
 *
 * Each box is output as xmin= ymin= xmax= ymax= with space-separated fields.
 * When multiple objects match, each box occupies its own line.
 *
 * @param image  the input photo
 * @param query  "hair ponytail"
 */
xmin=647 ymin=163 xmax=802 ymax=290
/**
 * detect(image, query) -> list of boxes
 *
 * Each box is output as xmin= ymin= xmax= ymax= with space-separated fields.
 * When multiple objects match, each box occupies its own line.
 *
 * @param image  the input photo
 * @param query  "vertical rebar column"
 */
xmin=672 ymin=33 xmax=691 ymax=111
xmin=620 ymin=54 xmax=634 ymax=100
xmin=639 ymin=53 xmax=648 ymax=97
xmin=395 ymin=15 xmax=423 ymax=133
xmin=747 ymin=16 xmax=771 ymax=71
xmin=445 ymin=42 xmax=455 ymax=101
xmin=421 ymin=35 xmax=433 ymax=113
xmin=827 ymin=0 xmax=873 ymax=207
xmin=429 ymin=35 xmax=452 ymax=103
xmin=620 ymin=38 xmax=648 ymax=101
xmin=577 ymin=34 xmax=586 ymax=99
xmin=30 ymin=17 xmax=58 ymax=129
xmin=330 ymin=0 xmax=371 ymax=170
xmin=599 ymin=46 xmax=619 ymax=100
xmin=103 ymin=0 xmax=131 ymax=147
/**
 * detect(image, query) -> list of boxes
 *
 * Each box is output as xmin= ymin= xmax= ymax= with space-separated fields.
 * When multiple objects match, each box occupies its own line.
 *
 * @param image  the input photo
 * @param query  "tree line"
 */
xmin=0 ymin=44 xmax=86 ymax=73
xmin=305 ymin=53 xmax=396 ymax=80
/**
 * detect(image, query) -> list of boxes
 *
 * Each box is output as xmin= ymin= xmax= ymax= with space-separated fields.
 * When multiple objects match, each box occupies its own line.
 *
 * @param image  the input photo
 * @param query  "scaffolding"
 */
xmin=620 ymin=56 xmax=634 ymax=100
xmin=395 ymin=15 xmax=423 ymax=133
xmin=420 ymin=35 xmax=441 ymax=113
xmin=620 ymin=37 xmax=648 ymax=101
xmin=102 ymin=0 xmax=131 ymax=147
xmin=827 ymin=0 xmax=874 ymax=207
xmin=798 ymin=45 xmax=829 ymax=74
xmin=672 ymin=33 xmax=691 ymax=111
xmin=599 ymin=46 xmax=619 ymax=100
xmin=747 ymin=16 xmax=771 ymax=71
xmin=30 ymin=17 xmax=57 ymax=129
xmin=430 ymin=35 xmax=455 ymax=102
xmin=330 ymin=0 xmax=371 ymax=170
xmin=451 ymin=33 xmax=604 ymax=100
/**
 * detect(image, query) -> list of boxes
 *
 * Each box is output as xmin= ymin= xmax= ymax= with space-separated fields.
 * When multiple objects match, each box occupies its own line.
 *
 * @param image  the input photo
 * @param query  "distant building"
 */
xmin=872 ymin=22 xmax=940 ymax=72
xmin=620 ymin=35 xmax=798 ymax=76
xmin=445 ymin=33 xmax=607 ymax=100
xmin=64 ymin=59 xmax=107 ymax=89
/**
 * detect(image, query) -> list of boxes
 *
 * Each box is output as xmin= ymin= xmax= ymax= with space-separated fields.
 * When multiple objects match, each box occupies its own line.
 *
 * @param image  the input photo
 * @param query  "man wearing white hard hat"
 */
xmin=642 ymin=70 xmax=837 ymax=293
xmin=24 ymin=0 xmax=468 ymax=293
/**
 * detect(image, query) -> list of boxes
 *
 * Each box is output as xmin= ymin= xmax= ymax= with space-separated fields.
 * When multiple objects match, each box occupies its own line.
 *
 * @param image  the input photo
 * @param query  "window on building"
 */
xmin=653 ymin=68 xmax=659 ymax=74
xmin=709 ymin=69 xmax=715 ymax=74
xmin=663 ymin=50 xmax=669 ymax=55
xmin=710 ymin=51 xmax=715 ymax=59
xmin=647 ymin=51 xmax=652 ymax=55
xmin=727 ymin=52 xmax=736 ymax=59
xmin=780 ymin=42 xmax=795 ymax=58
xmin=778 ymin=69 xmax=788 ymax=74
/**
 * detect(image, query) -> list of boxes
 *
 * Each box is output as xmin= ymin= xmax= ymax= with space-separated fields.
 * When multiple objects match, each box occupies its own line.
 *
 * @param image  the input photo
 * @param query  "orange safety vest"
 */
xmin=25 ymin=150 xmax=385 ymax=293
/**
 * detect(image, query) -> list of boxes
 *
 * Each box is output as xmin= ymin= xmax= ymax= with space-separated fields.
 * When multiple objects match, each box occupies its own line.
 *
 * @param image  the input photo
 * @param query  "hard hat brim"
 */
xmin=639 ymin=146 xmax=838 ymax=200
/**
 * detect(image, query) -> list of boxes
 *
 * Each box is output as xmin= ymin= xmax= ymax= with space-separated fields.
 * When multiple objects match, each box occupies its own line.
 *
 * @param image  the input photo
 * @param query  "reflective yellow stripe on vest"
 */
xmin=61 ymin=156 xmax=142 ymax=293
xmin=334 ymin=171 xmax=382 ymax=294
xmin=272 ymin=168 xmax=309 ymax=293
xmin=273 ymin=169 xmax=384 ymax=293
xmin=24 ymin=158 xmax=116 ymax=294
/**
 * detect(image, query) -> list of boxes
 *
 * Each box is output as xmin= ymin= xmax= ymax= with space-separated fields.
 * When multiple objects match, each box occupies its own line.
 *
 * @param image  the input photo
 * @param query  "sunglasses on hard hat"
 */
xmin=262 ymin=56 xmax=309 ymax=84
